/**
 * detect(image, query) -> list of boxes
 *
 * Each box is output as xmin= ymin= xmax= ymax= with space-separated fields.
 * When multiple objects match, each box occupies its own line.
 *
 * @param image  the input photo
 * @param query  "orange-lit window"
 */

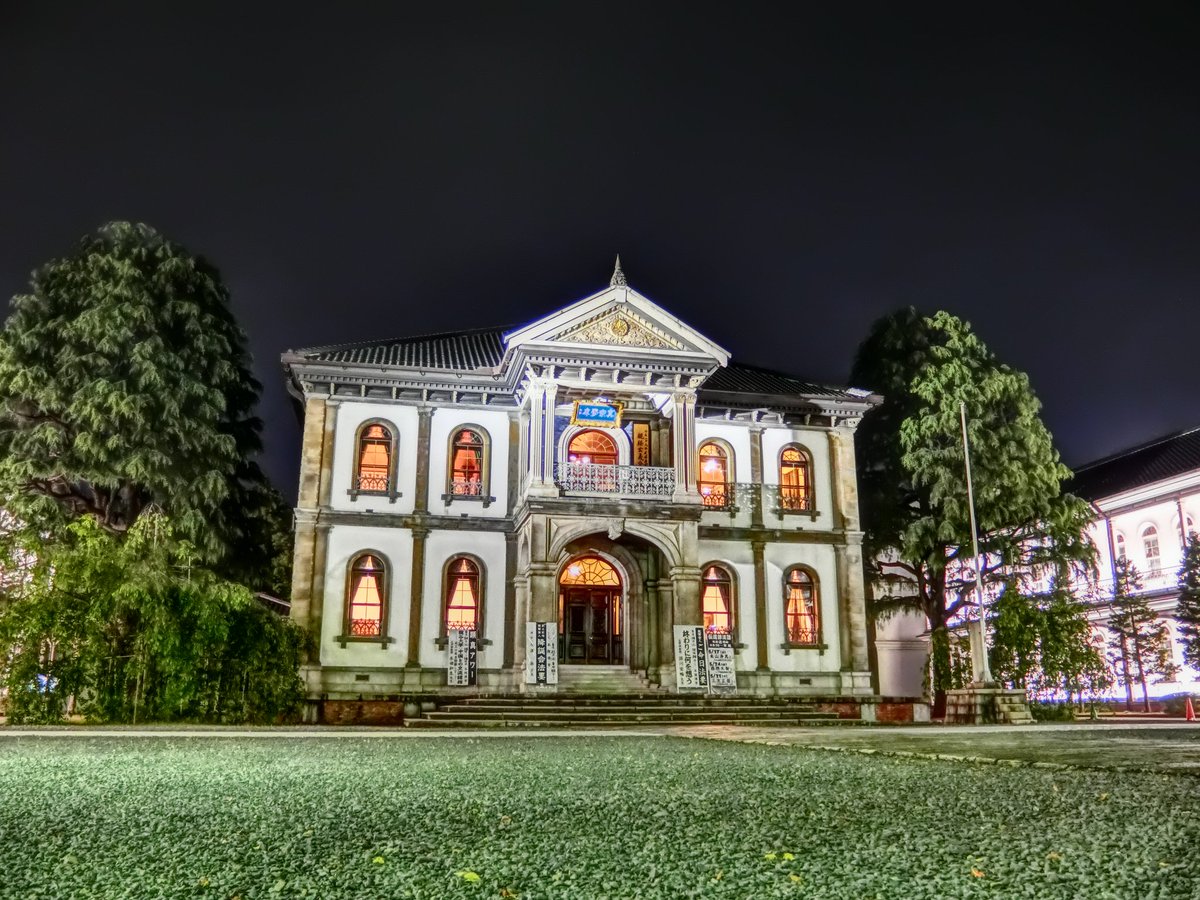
xmin=784 ymin=567 xmax=819 ymax=645
xmin=451 ymin=429 xmax=484 ymax=496
xmin=568 ymin=430 xmax=618 ymax=466
xmin=780 ymin=446 xmax=812 ymax=511
xmin=702 ymin=565 xmax=733 ymax=633
xmin=698 ymin=442 xmax=730 ymax=508
xmin=446 ymin=557 xmax=480 ymax=629
xmin=560 ymin=556 xmax=621 ymax=586
xmin=357 ymin=424 xmax=392 ymax=493
xmin=347 ymin=554 xmax=386 ymax=637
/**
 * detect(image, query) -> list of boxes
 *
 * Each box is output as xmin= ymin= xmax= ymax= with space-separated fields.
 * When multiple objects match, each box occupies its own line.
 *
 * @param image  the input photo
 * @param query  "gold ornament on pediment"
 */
xmin=554 ymin=310 xmax=680 ymax=350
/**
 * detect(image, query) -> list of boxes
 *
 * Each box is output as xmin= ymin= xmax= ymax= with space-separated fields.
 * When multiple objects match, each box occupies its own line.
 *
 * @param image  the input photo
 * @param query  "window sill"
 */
xmin=773 ymin=507 xmax=819 ymax=521
xmin=434 ymin=635 xmax=493 ymax=649
xmin=780 ymin=642 xmax=827 ymax=656
xmin=347 ymin=489 xmax=402 ymax=503
xmin=441 ymin=492 xmax=496 ymax=509
xmin=335 ymin=635 xmax=396 ymax=649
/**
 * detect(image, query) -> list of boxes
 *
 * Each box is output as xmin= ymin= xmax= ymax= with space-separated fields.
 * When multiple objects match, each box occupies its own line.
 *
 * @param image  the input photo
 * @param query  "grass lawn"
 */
xmin=1 ymin=735 xmax=1197 ymax=899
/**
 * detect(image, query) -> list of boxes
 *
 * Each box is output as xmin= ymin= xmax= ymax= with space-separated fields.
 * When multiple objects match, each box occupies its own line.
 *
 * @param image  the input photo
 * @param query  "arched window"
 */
xmin=701 ymin=564 xmax=734 ymax=633
xmin=450 ymin=428 xmax=485 ymax=497
xmin=354 ymin=422 xmax=396 ymax=495
xmin=783 ymin=567 xmax=820 ymax=646
xmin=568 ymin=430 xmax=618 ymax=465
xmin=346 ymin=553 xmax=387 ymax=638
xmin=1143 ymin=526 xmax=1160 ymax=571
xmin=779 ymin=445 xmax=813 ymax=512
xmin=698 ymin=442 xmax=731 ymax=508
xmin=1114 ymin=533 xmax=1126 ymax=562
xmin=445 ymin=557 xmax=481 ymax=630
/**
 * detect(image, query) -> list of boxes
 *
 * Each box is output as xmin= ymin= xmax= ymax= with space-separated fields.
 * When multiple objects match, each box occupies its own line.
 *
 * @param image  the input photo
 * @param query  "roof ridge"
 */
xmin=1073 ymin=425 xmax=1200 ymax=473
xmin=714 ymin=359 xmax=860 ymax=397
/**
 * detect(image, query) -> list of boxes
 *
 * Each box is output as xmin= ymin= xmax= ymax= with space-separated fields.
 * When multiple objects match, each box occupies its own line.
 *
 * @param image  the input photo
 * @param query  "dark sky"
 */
xmin=3 ymin=2 xmax=1198 ymax=501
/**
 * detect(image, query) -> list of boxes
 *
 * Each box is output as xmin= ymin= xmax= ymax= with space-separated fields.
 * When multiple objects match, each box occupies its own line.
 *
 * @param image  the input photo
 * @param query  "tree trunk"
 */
xmin=1118 ymin=633 xmax=1133 ymax=711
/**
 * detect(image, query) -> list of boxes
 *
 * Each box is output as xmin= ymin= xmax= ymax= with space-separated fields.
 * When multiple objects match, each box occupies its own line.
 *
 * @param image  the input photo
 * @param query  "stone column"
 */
xmin=752 ymin=540 xmax=770 ymax=671
xmin=749 ymin=425 xmax=765 ymax=528
xmin=670 ymin=391 xmax=699 ymax=502
xmin=657 ymin=577 xmax=676 ymax=687
xmin=406 ymin=526 xmax=430 ymax=667
xmin=517 ymin=408 xmax=530 ymax=495
xmin=512 ymin=574 xmax=530 ymax=679
xmin=540 ymin=382 xmax=558 ymax=485
xmin=826 ymin=427 xmax=861 ymax=532
xmin=292 ymin=396 xmax=335 ymax=665
xmin=503 ymin=532 xmax=518 ymax=668
xmin=414 ymin=407 xmax=433 ymax=513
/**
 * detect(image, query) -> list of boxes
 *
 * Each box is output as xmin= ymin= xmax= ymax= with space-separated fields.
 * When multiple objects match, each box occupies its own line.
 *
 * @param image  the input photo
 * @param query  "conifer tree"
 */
xmin=1175 ymin=532 xmax=1200 ymax=672
xmin=851 ymin=309 xmax=1094 ymax=712
xmin=0 ymin=222 xmax=283 ymax=585
xmin=1106 ymin=559 xmax=1175 ymax=712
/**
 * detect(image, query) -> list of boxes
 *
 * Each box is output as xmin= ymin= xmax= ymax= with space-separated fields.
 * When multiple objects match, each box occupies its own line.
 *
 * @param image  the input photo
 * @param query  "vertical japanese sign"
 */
xmin=632 ymin=422 xmax=651 ymax=466
xmin=525 ymin=622 xmax=559 ymax=685
xmin=704 ymin=630 xmax=737 ymax=694
xmin=674 ymin=625 xmax=708 ymax=689
xmin=447 ymin=628 xmax=478 ymax=686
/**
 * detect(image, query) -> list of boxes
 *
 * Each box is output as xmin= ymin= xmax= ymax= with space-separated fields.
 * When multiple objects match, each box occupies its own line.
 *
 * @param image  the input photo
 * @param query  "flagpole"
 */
xmin=960 ymin=401 xmax=994 ymax=684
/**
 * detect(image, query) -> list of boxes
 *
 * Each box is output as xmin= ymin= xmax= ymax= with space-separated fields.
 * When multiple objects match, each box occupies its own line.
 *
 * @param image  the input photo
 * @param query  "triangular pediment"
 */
xmin=503 ymin=283 xmax=730 ymax=366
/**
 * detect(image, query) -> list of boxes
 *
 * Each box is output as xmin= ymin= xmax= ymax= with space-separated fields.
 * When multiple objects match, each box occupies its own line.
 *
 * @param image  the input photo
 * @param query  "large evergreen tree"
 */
xmin=1173 ymin=532 xmax=1200 ymax=673
xmin=851 ymin=308 xmax=1094 ymax=712
xmin=0 ymin=222 xmax=284 ymax=586
xmin=1106 ymin=559 xmax=1176 ymax=712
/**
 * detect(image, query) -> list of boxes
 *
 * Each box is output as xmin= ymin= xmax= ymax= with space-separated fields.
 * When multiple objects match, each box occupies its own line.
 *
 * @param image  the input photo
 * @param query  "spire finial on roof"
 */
xmin=610 ymin=254 xmax=627 ymax=287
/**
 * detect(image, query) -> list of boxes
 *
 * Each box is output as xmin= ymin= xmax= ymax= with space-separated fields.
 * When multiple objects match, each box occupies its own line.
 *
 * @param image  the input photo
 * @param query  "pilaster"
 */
xmin=749 ymin=425 xmax=765 ymax=528
xmin=406 ymin=526 xmax=430 ymax=667
xmin=670 ymin=390 xmax=700 ymax=503
xmin=752 ymin=539 xmax=769 ymax=671
xmin=414 ymin=407 xmax=433 ymax=513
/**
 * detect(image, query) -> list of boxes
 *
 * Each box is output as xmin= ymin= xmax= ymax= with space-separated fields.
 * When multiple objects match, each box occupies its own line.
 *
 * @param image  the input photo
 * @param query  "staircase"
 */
xmin=403 ymin=694 xmax=848 ymax=729
xmin=556 ymin=664 xmax=660 ymax=694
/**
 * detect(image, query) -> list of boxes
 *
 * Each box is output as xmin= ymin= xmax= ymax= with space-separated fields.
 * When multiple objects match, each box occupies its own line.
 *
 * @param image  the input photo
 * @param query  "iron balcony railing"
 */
xmin=555 ymin=462 xmax=676 ymax=497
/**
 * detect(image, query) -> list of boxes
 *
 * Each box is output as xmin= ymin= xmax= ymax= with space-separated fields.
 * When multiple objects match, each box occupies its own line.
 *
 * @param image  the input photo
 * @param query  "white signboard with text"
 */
xmin=674 ymin=625 xmax=707 ymax=690
xmin=525 ymin=622 xmax=559 ymax=685
xmin=447 ymin=628 xmax=477 ymax=686
xmin=704 ymin=630 xmax=737 ymax=694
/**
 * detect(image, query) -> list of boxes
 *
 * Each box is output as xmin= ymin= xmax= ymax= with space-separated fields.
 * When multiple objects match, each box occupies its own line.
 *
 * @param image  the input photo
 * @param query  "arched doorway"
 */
xmin=559 ymin=555 xmax=622 ymax=664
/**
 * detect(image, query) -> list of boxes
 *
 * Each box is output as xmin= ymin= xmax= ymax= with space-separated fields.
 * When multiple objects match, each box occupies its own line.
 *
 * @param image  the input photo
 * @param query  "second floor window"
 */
xmin=1143 ymin=526 xmax=1160 ymax=570
xmin=698 ymin=442 xmax=730 ymax=508
xmin=356 ymin=423 xmax=393 ymax=493
xmin=780 ymin=445 xmax=812 ymax=511
xmin=568 ymin=430 xmax=618 ymax=466
xmin=1115 ymin=533 xmax=1126 ymax=562
xmin=451 ymin=429 xmax=485 ymax=497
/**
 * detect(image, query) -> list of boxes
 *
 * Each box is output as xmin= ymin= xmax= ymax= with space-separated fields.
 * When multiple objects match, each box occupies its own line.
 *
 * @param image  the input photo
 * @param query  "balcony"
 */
xmin=555 ymin=462 xmax=675 ymax=497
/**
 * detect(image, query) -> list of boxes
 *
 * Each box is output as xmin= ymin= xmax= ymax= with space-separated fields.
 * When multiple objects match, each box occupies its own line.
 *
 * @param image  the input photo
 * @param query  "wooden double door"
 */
xmin=561 ymin=586 xmax=623 ymax=664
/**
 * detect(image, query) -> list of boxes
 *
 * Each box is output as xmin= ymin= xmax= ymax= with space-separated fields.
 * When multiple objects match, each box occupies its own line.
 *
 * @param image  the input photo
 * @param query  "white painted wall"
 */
xmin=874 ymin=609 xmax=929 ymax=698
xmin=697 ymin=539 xmax=757 ymax=670
xmin=419 ymin=529 xmax=509 ymax=669
xmin=320 ymin=523 xmax=414 ymax=667
xmin=328 ymin=402 xmax=419 ymax=515
xmin=696 ymin=423 xmax=755 ymax=528
xmin=426 ymin=408 xmax=513 ymax=518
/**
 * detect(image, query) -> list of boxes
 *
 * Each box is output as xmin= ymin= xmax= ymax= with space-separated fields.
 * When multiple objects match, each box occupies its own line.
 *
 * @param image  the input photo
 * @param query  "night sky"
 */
xmin=3 ymin=2 xmax=1198 ymax=501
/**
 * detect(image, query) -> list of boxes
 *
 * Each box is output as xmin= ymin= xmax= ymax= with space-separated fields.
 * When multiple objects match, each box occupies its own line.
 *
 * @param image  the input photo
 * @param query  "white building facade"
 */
xmin=283 ymin=265 xmax=883 ymax=717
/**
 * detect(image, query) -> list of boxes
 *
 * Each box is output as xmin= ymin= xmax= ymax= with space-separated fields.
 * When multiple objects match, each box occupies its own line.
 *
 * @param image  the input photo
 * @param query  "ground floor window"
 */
xmin=784 ymin=566 xmax=819 ymax=645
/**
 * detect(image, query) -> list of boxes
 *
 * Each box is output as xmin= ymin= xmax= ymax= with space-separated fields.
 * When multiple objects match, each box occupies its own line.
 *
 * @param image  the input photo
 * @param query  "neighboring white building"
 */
xmin=1069 ymin=428 xmax=1200 ymax=698
xmin=873 ymin=427 xmax=1200 ymax=701
xmin=281 ymin=262 xmax=886 ymax=719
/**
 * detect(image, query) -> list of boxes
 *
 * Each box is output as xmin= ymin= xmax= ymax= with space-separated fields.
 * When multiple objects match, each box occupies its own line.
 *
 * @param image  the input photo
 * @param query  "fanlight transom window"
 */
xmin=780 ymin=446 xmax=812 ymax=511
xmin=357 ymin=424 xmax=392 ymax=493
xmin=560 ymin=556 xmax=620 ymax=586
xmin=698 ymin=443 xmax=730 ymax=508
xmin=348 ymin=554 xmax=385 ymax=637
xmin=701 ymin=565 xmax=733 ymax=633
xmin=784 ymin=567 xmax=819 ymax=645
xmin=451 ymin=429 xmax=485 ymax=497
xmin=568 ymin=430 xmax=618 ymax=466
xmin=446 ymin=557 xmax=480 ymax=629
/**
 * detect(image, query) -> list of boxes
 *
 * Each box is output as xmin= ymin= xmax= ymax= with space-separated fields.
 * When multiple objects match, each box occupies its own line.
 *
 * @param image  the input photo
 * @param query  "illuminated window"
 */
xmin=1143 ymin=526 xmax=1160 ymax=571
xmin=698 ymin=442 xmax=731 ymax=508
xmin=779 ymin=445 xmax=812 ymax=511
xmin=346 ymin=553 xmax=386 ymax=638
xmin=355 ymin=422 xmax=395 ymax=494
xmin=450 ymin=428 xmax=485 ymax=497
xmin=1114 ymin=533 xmax=1126 ymax=562
xmin=568 ymin=430 xmax=618 ymax=466
xmin=784 ymin=567 xmax=819 ymax=645
xmin=701 ymin=565 xmax=734 ymax=633
xmin=559 ymin=556 xmax=621 ymax=585
xmin=445 ymin=557 xmax=481 ymax=630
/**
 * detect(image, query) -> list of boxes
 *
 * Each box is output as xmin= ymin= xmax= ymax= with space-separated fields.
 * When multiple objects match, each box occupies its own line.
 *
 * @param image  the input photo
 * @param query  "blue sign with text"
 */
xmin=572 ymin=401 xmax=622 ymax=428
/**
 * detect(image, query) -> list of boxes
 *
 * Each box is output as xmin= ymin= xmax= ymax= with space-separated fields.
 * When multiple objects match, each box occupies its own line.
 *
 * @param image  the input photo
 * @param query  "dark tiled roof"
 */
xmin=1068 ymin=427 xmax=1200 ymax=501
xmin=293 ymin=325 xmax=866 ymax=402
xmin=297 ymin=326 xmax=507 ymax=370
xmin=699 ymin=362 xmax=870 ymax=403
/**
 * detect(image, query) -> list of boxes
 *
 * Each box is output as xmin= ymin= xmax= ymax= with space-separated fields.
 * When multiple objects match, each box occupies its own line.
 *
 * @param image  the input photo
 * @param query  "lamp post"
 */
xmin=960 ymin=401 xmax=994 ymax=685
